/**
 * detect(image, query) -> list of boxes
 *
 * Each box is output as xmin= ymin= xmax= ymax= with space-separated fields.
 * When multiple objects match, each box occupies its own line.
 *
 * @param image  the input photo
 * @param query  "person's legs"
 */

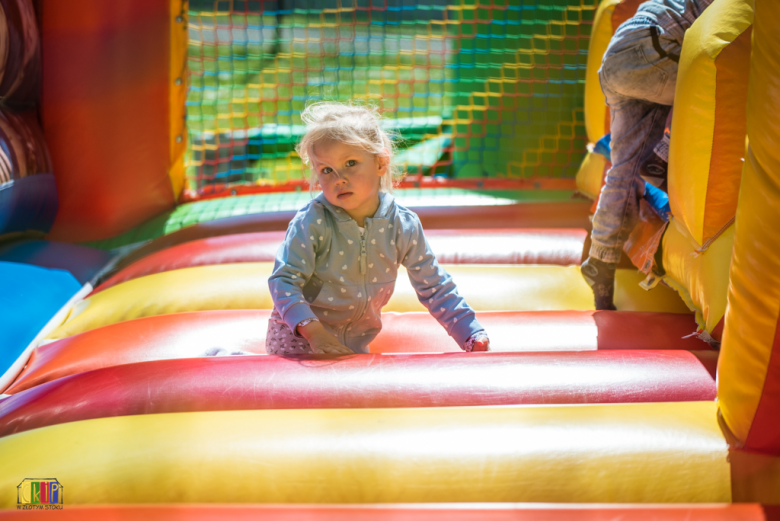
xmin=590 ymin=97 xmax=670 ymax=263
xmin=583 ymin=23 xmax=678 ymax=309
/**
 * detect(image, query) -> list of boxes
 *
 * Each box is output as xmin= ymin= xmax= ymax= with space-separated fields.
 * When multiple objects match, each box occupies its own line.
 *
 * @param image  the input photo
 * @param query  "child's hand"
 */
xmin=464 ymin=332 xmax=490 ymax=352
xmin=298 ymin=320 xmax=354 ymax=355
xmin=311 ymin=336 xmax=354 ymax=355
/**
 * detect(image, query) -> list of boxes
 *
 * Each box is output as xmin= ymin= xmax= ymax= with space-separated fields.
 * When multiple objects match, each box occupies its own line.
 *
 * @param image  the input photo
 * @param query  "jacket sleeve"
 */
xmin=399 ymin=214 xmax=484 ymax=347
xmin=268 ymin=205 xmax=327 ymax=334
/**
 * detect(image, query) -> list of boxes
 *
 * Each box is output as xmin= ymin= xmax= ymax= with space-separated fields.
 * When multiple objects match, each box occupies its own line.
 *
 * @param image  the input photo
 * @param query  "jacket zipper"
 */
xmin=341 ymin=221 xmax=370 ymax=345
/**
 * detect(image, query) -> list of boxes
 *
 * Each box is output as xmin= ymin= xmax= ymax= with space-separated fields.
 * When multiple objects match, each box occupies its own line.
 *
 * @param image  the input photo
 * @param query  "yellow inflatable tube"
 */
xmin=0 ymin=402 xmax=729 ymax=505
xmin=667 ymin=0 xmax=752 ymax=249
xmin=718 ymin=0 xmax=780 ymax=451
xmin=575 ymin=148 xmax=607 ymax=201
xmin=392 ymin=266 xmax=689 ymax=314
xmin=583 ymin=0 xmax=643 ymax=141
xmin=47 ymin=263 xmax=690 ymax=340
xmin=662 ymin=221 xmax=733 ymax=335
xmin=585 ymin=0 xmax=617 ymax=142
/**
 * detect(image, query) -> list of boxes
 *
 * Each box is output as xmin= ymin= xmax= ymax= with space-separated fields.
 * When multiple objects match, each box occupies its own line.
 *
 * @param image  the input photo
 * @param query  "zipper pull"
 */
xmin=360 ymin=234 xmax=367 ymax=274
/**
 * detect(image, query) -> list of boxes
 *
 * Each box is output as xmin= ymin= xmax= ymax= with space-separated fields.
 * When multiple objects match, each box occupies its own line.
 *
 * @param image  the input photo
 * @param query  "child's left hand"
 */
xmin=464 ymin=332 xmax=490 ymax=352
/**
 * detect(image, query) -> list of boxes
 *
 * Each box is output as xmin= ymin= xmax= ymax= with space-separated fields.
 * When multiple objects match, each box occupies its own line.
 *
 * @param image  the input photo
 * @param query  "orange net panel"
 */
xmin=185 ymin=0 xmax=596 ymax=199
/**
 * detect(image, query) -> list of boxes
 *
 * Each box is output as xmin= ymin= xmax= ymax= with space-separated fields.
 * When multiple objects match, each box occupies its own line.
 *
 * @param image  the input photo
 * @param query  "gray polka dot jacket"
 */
xmin=268 ymin=191 xmax=485 ymax=353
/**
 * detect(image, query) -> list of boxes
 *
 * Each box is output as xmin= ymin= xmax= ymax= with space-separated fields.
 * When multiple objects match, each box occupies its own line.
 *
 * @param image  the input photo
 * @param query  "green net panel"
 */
xmin=186 ymin=0 xmax=596 ymax=199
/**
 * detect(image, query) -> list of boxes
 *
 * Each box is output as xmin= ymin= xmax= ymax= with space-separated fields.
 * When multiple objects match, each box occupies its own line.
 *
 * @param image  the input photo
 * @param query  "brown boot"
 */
xmin=581 ymin=257 xmax=617 ymax=311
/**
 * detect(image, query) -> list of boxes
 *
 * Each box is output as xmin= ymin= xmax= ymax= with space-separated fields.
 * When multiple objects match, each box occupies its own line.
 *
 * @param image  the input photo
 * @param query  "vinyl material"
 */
xmin=0 ymin=262 xmax=81 ymax=392
xmin=42 ymin=0 xmax=175 ymax=242
xmin=0 ymin=0 xmax=41 ymax=104
xmin=8 ymin=310 xmax=704 ymax=394
xmin=0 ymin=174 xmax=58 ymax=236
xmin=575 ymin=150 xmax=607 ymax=201
xmin=110 ymin=201 xmax=593 ymax=271
xmin=583 ymin=0 xmax=642 ymax=142
xmin=0 ymin=240 xmax=113 ymax=285
xmin=0 ymin=402 xmax=731 ymax=505
xmin=662 ymin=222 xmax=733 ymax=336
xmin=0 ymin=504 xmax=771 ymax=521
xmin=0 ymin=350 xmax=718 ymax=437
xmin=94 ymin=228 xmax=588 ymax=294
xmin=730 ymin=448 xmax=780 ymax=504
xmin=46 ymin=263 xmax=691 ymax=341
xmin=667 ymin=0 xmax=752 ymax=248
xmin=718 ymin=0 xmax=780 ymax=454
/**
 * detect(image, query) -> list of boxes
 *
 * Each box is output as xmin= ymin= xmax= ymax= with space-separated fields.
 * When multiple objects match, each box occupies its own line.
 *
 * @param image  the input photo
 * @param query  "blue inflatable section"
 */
xmin=0 ymin=240 xmax=113 ymax=285
xmin=0 ymin=261 xmax=81 ymax=391
xmin=0 ymin=174 xmax=58 ymax=236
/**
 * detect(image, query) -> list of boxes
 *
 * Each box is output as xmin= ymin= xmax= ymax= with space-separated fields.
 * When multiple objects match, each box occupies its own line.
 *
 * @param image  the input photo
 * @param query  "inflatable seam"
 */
xmin=696 ymin=217 xmax=735 ymax=253
xmin=662 ymin=274 xmax=703 ymax=331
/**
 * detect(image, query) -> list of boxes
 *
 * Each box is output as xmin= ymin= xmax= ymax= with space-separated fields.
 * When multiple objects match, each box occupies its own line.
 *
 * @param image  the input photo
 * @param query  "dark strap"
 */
xmin=650 ymin=26 xmax=680 ymax=63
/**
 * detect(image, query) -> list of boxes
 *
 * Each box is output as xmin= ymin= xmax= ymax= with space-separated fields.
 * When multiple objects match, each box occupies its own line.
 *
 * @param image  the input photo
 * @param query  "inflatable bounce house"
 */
xmin=2 ymin=0 xmax=780 ymax=518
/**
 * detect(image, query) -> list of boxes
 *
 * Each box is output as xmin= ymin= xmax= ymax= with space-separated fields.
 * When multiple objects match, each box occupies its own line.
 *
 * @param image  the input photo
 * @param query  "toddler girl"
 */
xmin=267 ymin=101 xmax=490 ymax=355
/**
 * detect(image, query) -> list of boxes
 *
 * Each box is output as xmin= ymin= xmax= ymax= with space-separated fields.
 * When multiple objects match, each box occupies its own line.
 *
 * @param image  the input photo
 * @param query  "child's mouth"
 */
xmin=337 ymin=192 xmax=353 ymax=199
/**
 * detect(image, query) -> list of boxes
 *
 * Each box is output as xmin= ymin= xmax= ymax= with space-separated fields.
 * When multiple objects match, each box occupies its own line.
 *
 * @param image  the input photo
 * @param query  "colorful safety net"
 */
xmin=186 ymin=0 xmax=596 ymax=198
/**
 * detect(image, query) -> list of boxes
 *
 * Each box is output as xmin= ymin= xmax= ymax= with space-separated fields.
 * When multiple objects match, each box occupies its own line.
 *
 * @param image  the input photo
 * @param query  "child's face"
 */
xmin=310 ymin=139 xmax=388 ymax=223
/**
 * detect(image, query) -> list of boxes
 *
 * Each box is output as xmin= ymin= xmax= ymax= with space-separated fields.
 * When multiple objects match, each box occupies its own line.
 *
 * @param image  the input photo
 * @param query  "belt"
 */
xmin=650 ymin=26 xmax=680 ymax=63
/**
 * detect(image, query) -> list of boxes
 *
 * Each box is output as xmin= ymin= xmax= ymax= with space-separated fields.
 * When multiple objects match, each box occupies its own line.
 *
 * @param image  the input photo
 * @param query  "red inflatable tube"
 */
xmin=112 ymin=201 xmax=593 ymax=274
xmin=94 ymin=228 xmax=588 ymax=294
xmin=5 ymin=310 xmax=706 ymax=395
xmin=42 ymin=0 xmax=176 ymax=242
xmin=94 ymin=231 xmax=285 ymax=294
xmin=377 ymin=310 xmax=705 ymax=353
xmin=0 ymin=504 xmax=773 ymax=521
xmin=0 ymin=350 xmax=717 ymax=437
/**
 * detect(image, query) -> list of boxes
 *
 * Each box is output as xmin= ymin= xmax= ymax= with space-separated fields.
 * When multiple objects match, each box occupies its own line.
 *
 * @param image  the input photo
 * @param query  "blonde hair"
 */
xmin=296 ymin=101 xmax=401 ymax=193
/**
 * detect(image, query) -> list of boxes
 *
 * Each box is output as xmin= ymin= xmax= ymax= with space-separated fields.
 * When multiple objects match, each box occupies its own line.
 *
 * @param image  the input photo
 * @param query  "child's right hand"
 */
xmin=464 ymin=331 xmax=490 ymax=352
xmin=298 ymin=320 xmax=353 ymax=355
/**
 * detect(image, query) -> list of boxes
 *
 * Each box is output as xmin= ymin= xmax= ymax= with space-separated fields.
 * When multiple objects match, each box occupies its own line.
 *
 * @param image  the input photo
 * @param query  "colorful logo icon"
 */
xmin=17 ymin=479 xmax=63 ymax=509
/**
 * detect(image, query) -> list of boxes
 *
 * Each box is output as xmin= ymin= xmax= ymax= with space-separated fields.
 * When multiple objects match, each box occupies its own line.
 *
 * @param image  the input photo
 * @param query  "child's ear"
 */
xmin=377 ymin=149 xmax=390 ymax=172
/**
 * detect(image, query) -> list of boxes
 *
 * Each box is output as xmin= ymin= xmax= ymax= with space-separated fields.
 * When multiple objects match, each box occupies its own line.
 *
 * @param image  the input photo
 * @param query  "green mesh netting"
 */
xmin=185 ymin=0 xmax=596 ymax=199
